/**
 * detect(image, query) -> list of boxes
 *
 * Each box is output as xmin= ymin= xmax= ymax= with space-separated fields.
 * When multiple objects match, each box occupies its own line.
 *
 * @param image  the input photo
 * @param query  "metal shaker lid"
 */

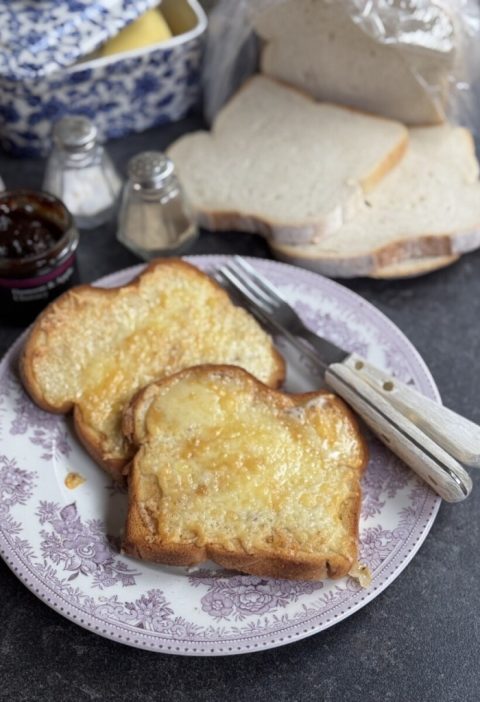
xmin=127 ymin=151 xmax=175 ymax=190
xmin=53 ymin=116 xmax=98 ymax=152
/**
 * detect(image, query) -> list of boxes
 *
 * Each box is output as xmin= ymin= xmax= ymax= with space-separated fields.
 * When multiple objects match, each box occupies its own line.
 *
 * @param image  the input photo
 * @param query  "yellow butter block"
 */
xmin=99 ymin=9 xmax=172 ymax=57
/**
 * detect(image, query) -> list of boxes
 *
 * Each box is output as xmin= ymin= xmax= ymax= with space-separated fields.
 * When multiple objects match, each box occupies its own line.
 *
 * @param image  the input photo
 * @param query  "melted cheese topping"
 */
xmin=136 ymin=372 xmax=364 ymax=555
xmin=32 ymin=265 xmax=279 ymax=462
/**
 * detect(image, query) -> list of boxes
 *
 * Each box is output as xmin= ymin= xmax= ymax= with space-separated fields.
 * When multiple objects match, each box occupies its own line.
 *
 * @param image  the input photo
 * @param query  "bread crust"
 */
xmin=371 ymin=255 xmax=460 ymax=279
xmin=20 ymin=259 xmax=285 ymax=481
xmin=271 ymin=226 xmax=480 ymax=279
xmin=270 ymin=127 xmax=480 ymax=278
xmin=73 ymin=405 xmax=129 ymax=481
xmin=191 ymin=123 xmax=407 ymax=244
xmin=360 ymin=134 xmax=408 ymax=193
xmin=20 ymin=260 xmax=213 ymax=409
xmin=123 ymin=365 xmax=368 ymax=581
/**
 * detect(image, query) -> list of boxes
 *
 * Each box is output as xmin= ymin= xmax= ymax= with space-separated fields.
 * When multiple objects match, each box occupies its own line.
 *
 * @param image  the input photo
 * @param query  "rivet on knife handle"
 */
xmin=344 ymin=354 xmax=480 ymax=468
xmin=325 ymin=363 xmax=472 ymax=503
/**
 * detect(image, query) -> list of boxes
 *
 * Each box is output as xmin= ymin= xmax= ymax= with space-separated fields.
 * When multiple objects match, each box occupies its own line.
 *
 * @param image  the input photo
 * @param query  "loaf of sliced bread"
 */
xmin=272 ymin=125 xmax=480 ymax=278
xmin=168 ymin=76 xmax=408 ymax=244
xmin=20 ymin=260 xmax=285 ymax=481
xmin=253 ymin=0 xmax=456 ymax=125
xmin=123 ymin=365 xmax=367 ymax=580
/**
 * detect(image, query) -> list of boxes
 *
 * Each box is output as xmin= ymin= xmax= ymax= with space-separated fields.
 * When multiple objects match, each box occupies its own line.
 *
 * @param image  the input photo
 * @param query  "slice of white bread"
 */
xmin=122 ymin=365 xmax=368 ymax=581
xmin=168 ymin=76 xmax=408 ymax=244
xmin=253 ymin=0 xmax=456 ymax=126
xmin=20 ymin=260 xmax=285 ymax=481
xmin=272 ymin=125 xmax=480 ymax=278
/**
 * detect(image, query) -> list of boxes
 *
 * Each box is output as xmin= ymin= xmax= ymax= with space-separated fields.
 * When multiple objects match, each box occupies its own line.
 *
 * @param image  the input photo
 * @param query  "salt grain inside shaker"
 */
xmin=43 ymin=116 xmax=122 ymax=229
xmin=116 ymin=151 xmax=198 ymax=259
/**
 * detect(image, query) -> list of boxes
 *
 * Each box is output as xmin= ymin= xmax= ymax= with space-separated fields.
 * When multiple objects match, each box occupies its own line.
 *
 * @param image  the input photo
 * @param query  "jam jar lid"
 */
xmin=0 ymin=189 xmax=79 ymax=278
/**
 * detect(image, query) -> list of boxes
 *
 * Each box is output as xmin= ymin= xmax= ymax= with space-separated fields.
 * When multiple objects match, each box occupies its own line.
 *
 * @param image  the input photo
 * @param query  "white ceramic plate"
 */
xmin=0 ymin=256 xmax=440 ymax=655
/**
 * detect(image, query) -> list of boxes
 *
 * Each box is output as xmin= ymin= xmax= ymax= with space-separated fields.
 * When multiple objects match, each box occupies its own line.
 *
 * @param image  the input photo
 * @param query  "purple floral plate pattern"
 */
xmin=0 ymin=256 xmax=441 ymax=655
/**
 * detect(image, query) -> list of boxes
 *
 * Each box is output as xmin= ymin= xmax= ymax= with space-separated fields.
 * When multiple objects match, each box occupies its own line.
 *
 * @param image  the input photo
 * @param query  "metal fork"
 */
xmin=215 ymin=259 xmax=343 ymax=368
xmin=214 ymin=256 xmax=480 ymax=502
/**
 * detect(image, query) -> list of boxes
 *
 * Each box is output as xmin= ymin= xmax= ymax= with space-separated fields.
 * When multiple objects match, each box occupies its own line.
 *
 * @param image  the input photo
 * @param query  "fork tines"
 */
xmin=215 ymin=258 xmax=323 ymax=370
xmin=218 ymin=256 xmax=289 ymax=314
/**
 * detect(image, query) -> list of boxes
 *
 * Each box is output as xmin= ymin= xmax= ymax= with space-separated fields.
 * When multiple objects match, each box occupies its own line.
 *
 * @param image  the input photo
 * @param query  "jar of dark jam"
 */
xmin=0 ymin=190 xmax=80 ymax=324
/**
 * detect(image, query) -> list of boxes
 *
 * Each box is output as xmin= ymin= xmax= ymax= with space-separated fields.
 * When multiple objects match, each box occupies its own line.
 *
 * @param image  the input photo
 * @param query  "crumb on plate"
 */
xmin=65 ymin=472 xmax=86 ymax=490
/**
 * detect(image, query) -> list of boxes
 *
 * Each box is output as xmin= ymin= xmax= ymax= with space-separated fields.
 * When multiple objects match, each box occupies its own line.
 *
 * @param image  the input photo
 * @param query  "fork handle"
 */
xmin=343 ymin=354 xmax=480 ymax=468
xmin=325 ymin=363 xmax=472 ymax=502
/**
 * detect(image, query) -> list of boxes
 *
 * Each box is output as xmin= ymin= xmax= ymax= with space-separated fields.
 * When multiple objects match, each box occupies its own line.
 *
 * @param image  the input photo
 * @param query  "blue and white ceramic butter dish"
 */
xmin=0 ymin=0 xmax=207 ymax=156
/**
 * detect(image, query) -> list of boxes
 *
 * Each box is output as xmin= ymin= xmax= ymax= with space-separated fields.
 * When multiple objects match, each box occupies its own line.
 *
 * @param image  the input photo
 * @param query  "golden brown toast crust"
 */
xmin=20 ymin=259 xmax=285 ymax=480
xmin=123 ymin=365 xmax=368 ymax=581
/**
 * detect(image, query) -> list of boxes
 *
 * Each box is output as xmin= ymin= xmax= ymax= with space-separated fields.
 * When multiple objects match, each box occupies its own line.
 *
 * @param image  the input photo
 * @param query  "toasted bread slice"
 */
xmin=20 ymin=260 xmax=285 ymax=481
xmin=123 ymin=365 xmax=367 ymax=581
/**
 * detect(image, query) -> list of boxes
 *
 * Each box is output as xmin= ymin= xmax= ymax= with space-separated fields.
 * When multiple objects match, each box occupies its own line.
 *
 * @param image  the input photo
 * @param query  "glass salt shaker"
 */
xmin=43 ymin=116 xmax=122 ymax=229
xmin=116 ymin=151 xmax=197 ymax=259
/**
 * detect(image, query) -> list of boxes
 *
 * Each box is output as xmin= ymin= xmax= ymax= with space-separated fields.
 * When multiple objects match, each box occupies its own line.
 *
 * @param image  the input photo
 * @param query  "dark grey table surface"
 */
xmin=0 ymin=119 xmax=479 ymax=702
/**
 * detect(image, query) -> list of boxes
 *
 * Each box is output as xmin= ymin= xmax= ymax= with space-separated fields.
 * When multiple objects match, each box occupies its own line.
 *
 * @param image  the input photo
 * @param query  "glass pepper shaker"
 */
xmin=116 ymin=151 xmax=197 ymax=259
xmin=42 ymin=116 xmax=122 ymax=229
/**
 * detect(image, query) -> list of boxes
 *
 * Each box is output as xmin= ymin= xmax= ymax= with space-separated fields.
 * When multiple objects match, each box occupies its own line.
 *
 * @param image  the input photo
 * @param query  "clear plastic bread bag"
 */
xmin=202 ymin=0 xmax=480 ymax=134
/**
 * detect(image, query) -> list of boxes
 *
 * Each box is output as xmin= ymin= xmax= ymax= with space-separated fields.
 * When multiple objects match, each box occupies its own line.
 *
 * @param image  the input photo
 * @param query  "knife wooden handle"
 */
xmin=344 ymin=354 xmax=480 ymax=468
xmin=326 ymin=362 xmax=472 ymax=502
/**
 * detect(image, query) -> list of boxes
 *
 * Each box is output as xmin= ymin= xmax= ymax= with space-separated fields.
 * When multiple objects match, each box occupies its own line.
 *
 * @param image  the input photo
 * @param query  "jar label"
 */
xmin=0 ymin=254 xmax=78 ymax=322
xmin=0 ymin=253 xmax=76 ymax=290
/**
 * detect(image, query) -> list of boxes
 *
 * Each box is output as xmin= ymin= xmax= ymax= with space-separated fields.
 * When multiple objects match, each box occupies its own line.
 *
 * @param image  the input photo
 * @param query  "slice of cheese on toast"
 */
xmin=20 ymin=259 xmax=285 ymax=481
xmin=123 ymin=365 xmax=367 ymax=581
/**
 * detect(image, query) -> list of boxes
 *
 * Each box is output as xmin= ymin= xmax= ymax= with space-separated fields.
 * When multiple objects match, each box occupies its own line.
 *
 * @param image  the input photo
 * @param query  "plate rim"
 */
xmin=0 ymin=255 xmax=441 ymax=655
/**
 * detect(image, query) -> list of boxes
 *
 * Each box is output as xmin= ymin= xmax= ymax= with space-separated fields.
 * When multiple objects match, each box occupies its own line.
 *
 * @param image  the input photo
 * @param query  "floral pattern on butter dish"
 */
xmin=0 ymin=0 xmax=162 ymax=80
xmin=37 ymin=501 xmax=140 ymax=588
xmin=0 ymin=2 xmax=206 ymax=156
